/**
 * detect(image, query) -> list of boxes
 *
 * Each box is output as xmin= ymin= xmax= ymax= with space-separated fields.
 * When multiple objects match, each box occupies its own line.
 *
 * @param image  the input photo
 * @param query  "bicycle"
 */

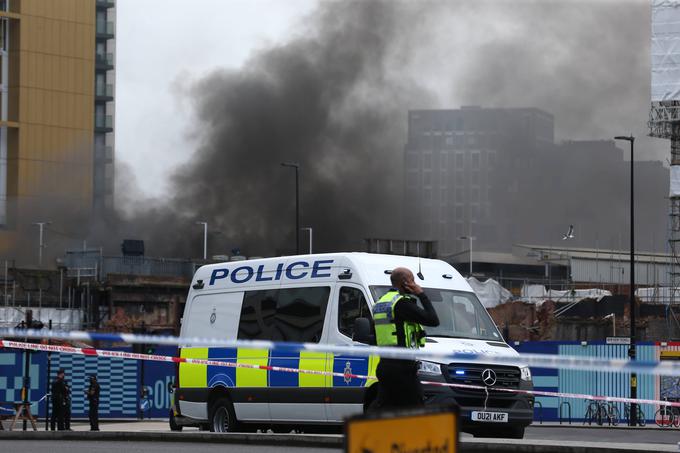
xmin=623 ymin=403 xmax=646 ymax=427
xmin=583 ymin=400 xmax=619 ymax=426
xmin=655 ymin=401 xmax=680 ymax=428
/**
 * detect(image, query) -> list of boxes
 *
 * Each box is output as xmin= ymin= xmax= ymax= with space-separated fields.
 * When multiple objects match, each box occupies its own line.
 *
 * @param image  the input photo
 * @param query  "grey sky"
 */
xmin=115 ymin=0 xmax=668 ymax=201
xmin=116 ymin=0 xmax=317 ymax=197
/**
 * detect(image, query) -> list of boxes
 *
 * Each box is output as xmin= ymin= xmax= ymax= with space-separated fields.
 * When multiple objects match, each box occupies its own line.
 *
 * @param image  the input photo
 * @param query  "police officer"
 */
xmin=85 ymin=374 xmax=100 ymax=431
xmin=64 ymin=376 xmax=72 ymax=430
xmin=50 ymin=369 xmax=67 ymax=431
xmin=373 ymin=267 xmax=439 ymax=410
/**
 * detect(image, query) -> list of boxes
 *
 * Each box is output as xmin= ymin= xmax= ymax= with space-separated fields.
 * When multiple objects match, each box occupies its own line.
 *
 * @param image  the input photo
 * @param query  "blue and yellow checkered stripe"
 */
xmin=179 ymin=348 xmax=379 ymax=389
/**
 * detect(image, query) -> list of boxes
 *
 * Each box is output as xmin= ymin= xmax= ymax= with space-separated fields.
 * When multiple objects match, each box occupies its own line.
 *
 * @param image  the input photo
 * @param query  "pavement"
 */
xmin=1 ymin=420 xmax=680 ymax=452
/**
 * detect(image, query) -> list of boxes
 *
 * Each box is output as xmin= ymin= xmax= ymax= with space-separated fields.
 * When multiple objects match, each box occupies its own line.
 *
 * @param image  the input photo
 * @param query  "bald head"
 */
xmin=390 ymin=267 xmax=413 ymax=289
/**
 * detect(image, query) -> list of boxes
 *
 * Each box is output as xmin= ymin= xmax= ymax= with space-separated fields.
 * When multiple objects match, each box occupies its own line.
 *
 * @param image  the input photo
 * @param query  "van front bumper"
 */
xmin=421 ymin=374 xmax=534 ymax=430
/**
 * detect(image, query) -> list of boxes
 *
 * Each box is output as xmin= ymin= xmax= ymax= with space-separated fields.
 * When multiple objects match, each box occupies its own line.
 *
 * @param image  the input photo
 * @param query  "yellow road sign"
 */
xmin=345 ymin=405 xmax=458 ymax=453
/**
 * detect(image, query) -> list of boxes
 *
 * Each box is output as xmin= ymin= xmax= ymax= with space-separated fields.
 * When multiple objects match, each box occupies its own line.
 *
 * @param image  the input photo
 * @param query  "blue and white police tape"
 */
xmin=4 ymin=339 xmax=680 ymax=409
xmin=0 ymin=327 xmax=678 ymax=377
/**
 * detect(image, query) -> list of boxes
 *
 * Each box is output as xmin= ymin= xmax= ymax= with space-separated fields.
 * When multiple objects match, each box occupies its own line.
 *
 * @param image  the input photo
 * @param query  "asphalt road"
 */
xmin=2 ymin=423 xmax=680 ymax=452
xmin=0 ymin=440 xmax=338 ymax=453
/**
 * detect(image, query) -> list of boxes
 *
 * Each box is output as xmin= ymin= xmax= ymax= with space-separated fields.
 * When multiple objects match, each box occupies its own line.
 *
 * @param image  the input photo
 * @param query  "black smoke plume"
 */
xmin=105 ymin=0 xmax=666 ymax=259
xmin=111 ymin=1 xmax=431 ymax=258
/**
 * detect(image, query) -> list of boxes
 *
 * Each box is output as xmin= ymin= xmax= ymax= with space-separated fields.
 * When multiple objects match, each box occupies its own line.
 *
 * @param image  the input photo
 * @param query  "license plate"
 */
xmin=471 ymin=411 xmax=508 ymax=423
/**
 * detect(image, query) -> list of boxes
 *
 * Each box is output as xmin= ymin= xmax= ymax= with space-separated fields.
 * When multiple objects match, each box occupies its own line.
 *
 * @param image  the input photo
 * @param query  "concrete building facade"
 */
xmin=404 ymin=106 xmax=554 ymax=254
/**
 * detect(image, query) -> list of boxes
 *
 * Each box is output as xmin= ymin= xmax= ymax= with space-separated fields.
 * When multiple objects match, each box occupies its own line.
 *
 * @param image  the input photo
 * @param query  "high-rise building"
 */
xmin=94 ymin=0 xmax=115 ymax=214
xmin=404 ymin=107 xmax=554 ymax=254
xmin=405 ymin=107 xmax=669 ymax=259
xmin=0 ymin=0 xmax=115 ymax=265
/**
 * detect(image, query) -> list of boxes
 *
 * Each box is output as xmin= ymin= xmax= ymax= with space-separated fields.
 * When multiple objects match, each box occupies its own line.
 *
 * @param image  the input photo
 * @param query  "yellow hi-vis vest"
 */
xmin=373 ymin=290 xmax=425 ymax=348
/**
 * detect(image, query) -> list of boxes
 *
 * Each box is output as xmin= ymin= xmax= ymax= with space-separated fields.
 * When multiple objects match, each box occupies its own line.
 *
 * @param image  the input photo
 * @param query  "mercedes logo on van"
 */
xmin=481 ymin=369 xmax=497 ymax=386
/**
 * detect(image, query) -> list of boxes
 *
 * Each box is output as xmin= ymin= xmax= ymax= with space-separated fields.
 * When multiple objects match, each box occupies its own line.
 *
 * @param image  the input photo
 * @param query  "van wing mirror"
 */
xmin=353 ymin=317 xmax=375 ymax=345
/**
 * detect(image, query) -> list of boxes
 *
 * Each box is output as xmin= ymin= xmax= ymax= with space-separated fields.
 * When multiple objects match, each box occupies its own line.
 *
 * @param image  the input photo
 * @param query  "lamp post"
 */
xmin=614 ymin=134 xmax=636 ymax=426
xmin=195 ymin=221 xmax=208 ymax=260
xmin=458 ymin=236 xmax=476 ymax=277
xmin=301 ymin=227 xmax=313 ymax=254
xmin=31 ymin=221 xmax=52 ymax=267
xmin=281 ymin=162 xmax=300 ymax=254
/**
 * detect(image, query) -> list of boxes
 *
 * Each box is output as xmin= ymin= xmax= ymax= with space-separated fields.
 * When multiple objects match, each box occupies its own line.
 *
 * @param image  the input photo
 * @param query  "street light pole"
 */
xmin=301 ymin=227 xmax=313 ymax=254
xmin=195 ymin=221 xmax=208 ymax=260
xmin=615 ymin=134 xmax=636 ymax=426
xmin=32 ymin=221 xmax=52 ymax=267
xmin=458 ymin=236 xmax=476 ymax=277
xmin=281 ymin=162 xmax=300 ymax=254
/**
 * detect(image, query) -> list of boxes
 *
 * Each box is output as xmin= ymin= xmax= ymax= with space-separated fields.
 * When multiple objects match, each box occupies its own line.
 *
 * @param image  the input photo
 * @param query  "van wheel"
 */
xmin=169 ymin=410 xmax=183 ymax=431
xmin=209 ymin=398 xmax=239 ymax=433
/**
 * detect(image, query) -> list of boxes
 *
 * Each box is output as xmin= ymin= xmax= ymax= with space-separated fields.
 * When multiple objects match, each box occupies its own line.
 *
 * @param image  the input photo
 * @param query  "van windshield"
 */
xmin=369 ymin=286 xmax=503 ymax=342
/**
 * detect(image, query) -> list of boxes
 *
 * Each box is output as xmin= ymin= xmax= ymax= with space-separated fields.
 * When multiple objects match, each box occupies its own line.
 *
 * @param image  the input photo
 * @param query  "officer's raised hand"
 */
xmin=401 ymin=274 xmax=423 ymax=295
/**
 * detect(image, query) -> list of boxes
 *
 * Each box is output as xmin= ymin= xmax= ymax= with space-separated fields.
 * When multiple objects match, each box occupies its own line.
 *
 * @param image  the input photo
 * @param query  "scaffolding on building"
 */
xmin=649 ymin=102 xmax=680 ymax=332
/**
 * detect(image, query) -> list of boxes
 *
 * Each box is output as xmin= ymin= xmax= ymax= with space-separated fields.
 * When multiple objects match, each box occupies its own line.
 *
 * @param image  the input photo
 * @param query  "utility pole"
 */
xmin=195 ymin=222 xmax=208 ymax=260
xmin=281 ymin=162 xmax=300 ymax=254
xmin=458 ymin=236 xmax=476 ymax=277
xmin=32 ymin=221 xmax=52 ymax=267
xmin=615 ymin=134 xmax=637 ymax=426
xmin=301 ymin=227 xmax=313 ymax=254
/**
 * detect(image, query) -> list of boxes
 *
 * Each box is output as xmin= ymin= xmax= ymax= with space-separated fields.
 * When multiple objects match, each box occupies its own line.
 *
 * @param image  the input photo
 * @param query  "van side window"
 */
xmin=338 ymin=286 xmax=372 ymax=340
xmin=237 ymin=287 xmax=330 ymax=343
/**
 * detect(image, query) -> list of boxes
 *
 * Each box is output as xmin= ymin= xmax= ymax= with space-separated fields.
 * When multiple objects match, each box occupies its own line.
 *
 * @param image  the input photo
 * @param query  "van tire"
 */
xmin=169 ymin=410 xmax=183 ymax=431
xmin=209 ymin=397 xmax=239 ymax=433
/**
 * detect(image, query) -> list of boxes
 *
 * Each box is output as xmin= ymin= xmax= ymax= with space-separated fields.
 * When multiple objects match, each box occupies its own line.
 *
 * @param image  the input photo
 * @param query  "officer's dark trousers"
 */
xmin=374 ymin=358 xmax=423 ymax=410
xmin=50 ymin=402 xmax=65 ymax=431
xmin=64 ymin=403 xmax=71 ymax=430
xmin=89 ymin=401 xmax=99 ymax=430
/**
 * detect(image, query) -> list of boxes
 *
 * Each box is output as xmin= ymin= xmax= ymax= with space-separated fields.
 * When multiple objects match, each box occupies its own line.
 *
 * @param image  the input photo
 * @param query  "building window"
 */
xmin=472 ymin=152 xmax=480 ymax=169
xmin=455 ymin=205 xmax=463 ymax=218
xmin=471 ymin=204 xmax=480 ymax=220
xmin=440 ymin=188 xmax=447 ymax=205
xmin=424 ymin=188 xmax=432 ymax=205
xmin=455 ymin=152 xmax=463 ymax=168
xmin=456 ymin=170 xmax=465 ymax=186
xmin=423 ymin=170 xmax=432 ymax=187
xmin=471 ymin=187 xmax=480 ymax=202
xmin=423 ymin=152 xmax=432 ymax=169
xmin=455 ymin=190 xmax=463 ymax=203
xmin=471 ymin=171 xmax=479 ymax=185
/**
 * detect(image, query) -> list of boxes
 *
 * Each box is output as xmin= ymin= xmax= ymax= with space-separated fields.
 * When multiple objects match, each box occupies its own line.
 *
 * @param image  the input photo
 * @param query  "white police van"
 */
xmin=172 ymin=253 xmax=533 ymax=438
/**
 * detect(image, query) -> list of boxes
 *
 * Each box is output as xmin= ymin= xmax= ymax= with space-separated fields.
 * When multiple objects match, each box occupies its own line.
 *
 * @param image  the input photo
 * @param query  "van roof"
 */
xmin=190 ymin=252 xmax=471 ymax=295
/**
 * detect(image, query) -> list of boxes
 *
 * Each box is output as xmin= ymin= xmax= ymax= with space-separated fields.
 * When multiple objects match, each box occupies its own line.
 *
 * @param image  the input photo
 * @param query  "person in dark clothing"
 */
xmin=85 ymin=374 xmax=100 ymax=431
xmin=64 ymin=379 xmax=72 ymax=430
xmin=50 ymin=369 xmax=67 ymax=431
xmin=373 ymin=267 xmax=440 ymax=410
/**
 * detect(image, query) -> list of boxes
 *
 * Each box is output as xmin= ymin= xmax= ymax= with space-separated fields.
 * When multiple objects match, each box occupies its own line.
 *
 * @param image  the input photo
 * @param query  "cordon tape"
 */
xmin=1 ymin=327 xmax=679 ymax=378
xmin=2 ymin=338 xmax=680 ymax=409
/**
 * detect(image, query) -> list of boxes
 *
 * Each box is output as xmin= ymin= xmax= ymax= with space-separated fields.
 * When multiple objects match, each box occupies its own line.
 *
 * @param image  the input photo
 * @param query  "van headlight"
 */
xmin=418 ymin=361 xmax=442 ymax=376
xmin=520 ymin=366 xmax=532 ymax=382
